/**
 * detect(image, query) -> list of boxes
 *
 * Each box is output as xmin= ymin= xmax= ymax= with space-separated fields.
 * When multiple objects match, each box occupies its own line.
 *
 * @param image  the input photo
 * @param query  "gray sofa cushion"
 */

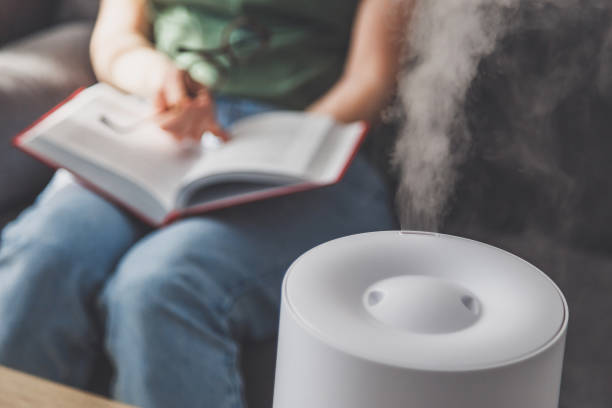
xmin=0 ymin=21 xmax=96 ymax=211
xmin=0 ymin=0 xmax=58 ymax=45
xmin=55 ymin=0 xmax=100 ymax=23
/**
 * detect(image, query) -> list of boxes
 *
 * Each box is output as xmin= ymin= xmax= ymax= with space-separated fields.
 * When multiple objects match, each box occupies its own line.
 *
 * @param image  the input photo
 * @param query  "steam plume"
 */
xmin=394 ymin=0 xmax=519 ymax=230
xmin=394 ymin=0 xmax=612 ymax=234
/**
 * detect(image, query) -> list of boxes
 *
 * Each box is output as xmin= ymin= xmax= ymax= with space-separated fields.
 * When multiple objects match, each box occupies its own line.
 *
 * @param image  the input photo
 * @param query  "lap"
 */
xmin=103 ymin=153 xmax=395 ymax=339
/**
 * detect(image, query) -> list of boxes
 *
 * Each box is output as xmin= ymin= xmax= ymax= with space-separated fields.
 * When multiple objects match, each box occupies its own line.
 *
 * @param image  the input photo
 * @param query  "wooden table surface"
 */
xmin=0 ymin=366 xmax=136 ymax=408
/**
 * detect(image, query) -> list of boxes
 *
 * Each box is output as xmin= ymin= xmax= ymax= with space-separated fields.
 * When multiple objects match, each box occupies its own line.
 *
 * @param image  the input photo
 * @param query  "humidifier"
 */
xmin=272 ymin=231 xmax=568 ymax=408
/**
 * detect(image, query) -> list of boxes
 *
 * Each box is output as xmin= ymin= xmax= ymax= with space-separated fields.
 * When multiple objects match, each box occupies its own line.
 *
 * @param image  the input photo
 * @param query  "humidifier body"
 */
xmin=272 ymin=231 xmax=568 ymax=408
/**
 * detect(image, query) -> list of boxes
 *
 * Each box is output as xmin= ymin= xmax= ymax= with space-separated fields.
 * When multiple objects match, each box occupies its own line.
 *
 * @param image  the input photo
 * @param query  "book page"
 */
xmin=180 ymin=112 xmax=334 ymax=188
xmin=20 ymin=84 xmax=202 ymax=211
xmin=26 ymin=139 xmax=169 ymax=225
xmin=304 ymin=121 xmax=366 ymax=184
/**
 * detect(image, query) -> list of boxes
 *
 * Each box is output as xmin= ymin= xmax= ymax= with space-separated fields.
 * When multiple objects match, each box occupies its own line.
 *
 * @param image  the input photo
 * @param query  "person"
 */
xmin=0 ymin=0 xmax=409 ymax=407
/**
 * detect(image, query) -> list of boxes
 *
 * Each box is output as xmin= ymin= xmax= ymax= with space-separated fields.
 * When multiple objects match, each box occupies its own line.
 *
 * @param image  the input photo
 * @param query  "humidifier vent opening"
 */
xmin=461 ymin=295 xmax=480 ymax=315
xmin=363 ymin=275 xmax=481 ymax=334
xmin=367 ymin=290 xmax=385 ymax=306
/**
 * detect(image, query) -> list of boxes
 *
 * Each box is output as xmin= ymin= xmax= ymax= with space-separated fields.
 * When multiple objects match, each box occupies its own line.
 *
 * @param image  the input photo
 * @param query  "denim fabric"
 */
xmin=0 ymin=97 xmax=396 ymax=408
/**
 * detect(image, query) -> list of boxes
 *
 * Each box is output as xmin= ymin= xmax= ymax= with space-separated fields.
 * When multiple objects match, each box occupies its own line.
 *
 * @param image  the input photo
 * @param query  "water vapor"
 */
xmin=394 ymin=0 xmax=518 ymax=230
xmin=393 ymin=0 xmax=612 ymax=234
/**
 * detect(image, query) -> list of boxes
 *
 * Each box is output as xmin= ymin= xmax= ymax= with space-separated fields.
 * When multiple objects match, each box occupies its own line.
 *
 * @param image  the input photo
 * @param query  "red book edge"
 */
xmin=13 ymin=87 xmax=86 ymax=147
xmin=13 ymin=87 xmax=370 ymax=228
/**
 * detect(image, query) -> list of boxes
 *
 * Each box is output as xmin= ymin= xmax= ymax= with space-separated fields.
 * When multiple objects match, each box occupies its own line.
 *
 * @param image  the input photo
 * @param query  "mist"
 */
xmin=393 ymin=0 xmax=612 ymax=237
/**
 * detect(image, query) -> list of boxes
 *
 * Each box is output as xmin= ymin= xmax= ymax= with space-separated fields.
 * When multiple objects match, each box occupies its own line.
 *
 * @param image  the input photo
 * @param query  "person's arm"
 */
xmin=90 ymin=0 xmax=227 ymax=141
xmin=90 ymin=0 xmax=169 ymax=97
xmin=308 ymin=0 xmax=414 ymax=123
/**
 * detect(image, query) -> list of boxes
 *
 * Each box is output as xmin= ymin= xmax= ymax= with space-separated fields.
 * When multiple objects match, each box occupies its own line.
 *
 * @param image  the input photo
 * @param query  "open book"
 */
xmin=15 ymin=84 xmax=367 ymax=226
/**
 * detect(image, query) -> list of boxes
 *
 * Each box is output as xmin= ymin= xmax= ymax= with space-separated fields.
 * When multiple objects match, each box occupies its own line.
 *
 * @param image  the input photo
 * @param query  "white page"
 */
xmin=180 ymin=112 xmax=334 ymax=187
xmin=304 ymin=121 xmax=366 ymax=184
xmin=21 ymin=84 xmax=202 ymax=211
xmin=26 ymin=139 xmax=169 ymax=224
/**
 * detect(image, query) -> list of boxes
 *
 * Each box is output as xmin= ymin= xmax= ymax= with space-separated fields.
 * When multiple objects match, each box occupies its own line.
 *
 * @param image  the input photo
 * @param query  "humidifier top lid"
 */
xmin=283 ymin=231 xmax=568 ymax=371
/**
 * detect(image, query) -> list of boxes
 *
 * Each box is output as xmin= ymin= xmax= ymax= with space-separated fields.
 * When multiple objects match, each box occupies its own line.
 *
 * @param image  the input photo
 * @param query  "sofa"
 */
xmin=1 ymin=1 xmax=611 ymax=408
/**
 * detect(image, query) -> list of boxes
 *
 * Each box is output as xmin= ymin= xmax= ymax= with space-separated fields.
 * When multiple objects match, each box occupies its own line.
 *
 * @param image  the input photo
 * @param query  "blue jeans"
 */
xmin=0 ymin=97 xmax=395 ymax=408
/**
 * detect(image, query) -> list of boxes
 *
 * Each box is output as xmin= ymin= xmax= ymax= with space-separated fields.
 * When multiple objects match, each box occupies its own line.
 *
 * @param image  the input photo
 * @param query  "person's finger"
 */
xmin=153 ymin=88 xmax=168 ymax=113
xmin=189 ymin=108 xmax=230 ymax=143
xmin=167 ymin=103 xmax=212 ymax=142
xmin=164 ymin=69 xmax=190 ymax=107
xmin=191 ymin=89 xmax=214 ymax=109
xmin=155 ymin=93 xmax=229 ymax=143
xmin=184 ymin=111 xmax=206 ymax=142
xmin=194 ymin=114 xmax=230 ymax=142
xmin=184 ymin=73 xmax=208 ymax=97
xmin=187 ymin=91 xmax=230 ymax=141
xmin=156 ymin=109 xmax=193 ymax=140
xmin=205 ymin=123 xmax=230 ymax=142
xmin=206 ymin=120 xmax=231 ymax=142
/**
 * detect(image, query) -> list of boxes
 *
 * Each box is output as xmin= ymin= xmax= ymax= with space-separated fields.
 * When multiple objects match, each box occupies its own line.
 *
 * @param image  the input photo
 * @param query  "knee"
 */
xmin=1 ymin=233 xmax=72 ymax=275
xmin=104 ymin=252 xmax=216 ymax=323
xmin=1 ymin=185 xmax=140 ymax=272
xmin=0 ymin=238 xmax=92 ymax=311
xmin=101 ymin=244 xmax=232 ymax=341
xmin=1 ymin=222 xmax=113 ymax=289
xmin=102 ymin=257 xmax=173 ymax=317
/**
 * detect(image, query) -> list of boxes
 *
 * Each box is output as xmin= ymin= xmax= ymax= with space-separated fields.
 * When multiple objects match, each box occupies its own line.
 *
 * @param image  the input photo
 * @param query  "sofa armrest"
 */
xmin=0 ymin=0 xmax=60 ymax=46
xmin=0 ymin=22 xmax=96 ymax=212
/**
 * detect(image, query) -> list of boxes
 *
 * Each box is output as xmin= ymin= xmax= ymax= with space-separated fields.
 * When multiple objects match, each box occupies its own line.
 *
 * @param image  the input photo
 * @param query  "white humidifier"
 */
xmin=272 ymin=231 xmax=568 ymax=408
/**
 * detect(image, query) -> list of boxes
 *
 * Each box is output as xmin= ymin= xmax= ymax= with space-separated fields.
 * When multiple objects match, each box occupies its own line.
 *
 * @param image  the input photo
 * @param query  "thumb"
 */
xmin=164 ymin=69 xmax=190 ymax=107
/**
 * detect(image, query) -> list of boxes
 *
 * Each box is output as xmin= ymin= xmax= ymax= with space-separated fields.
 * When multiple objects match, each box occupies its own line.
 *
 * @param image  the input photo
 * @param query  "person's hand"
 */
xmin=153 ymin=67 xmax=230 ymax=144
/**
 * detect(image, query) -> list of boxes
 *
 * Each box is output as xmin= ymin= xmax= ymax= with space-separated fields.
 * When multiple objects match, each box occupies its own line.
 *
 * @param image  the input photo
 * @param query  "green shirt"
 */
xmin=150 ymin=0 xmax=359 ymax=109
